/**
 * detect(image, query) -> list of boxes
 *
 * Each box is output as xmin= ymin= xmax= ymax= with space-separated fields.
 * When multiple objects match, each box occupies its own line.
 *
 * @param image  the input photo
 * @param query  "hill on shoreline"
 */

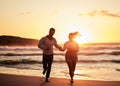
xmin=0 ymin=35 xmax=120 ymax=46
xmin=0 ymin=35 xmax=39 ymax=46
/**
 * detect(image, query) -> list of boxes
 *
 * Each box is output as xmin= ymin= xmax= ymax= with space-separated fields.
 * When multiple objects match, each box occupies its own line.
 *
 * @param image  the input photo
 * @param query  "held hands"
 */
xmin=45 ymin=46 xmax=64 ymax=51
xmin=59 ymin=46 xmax=64 ymax=51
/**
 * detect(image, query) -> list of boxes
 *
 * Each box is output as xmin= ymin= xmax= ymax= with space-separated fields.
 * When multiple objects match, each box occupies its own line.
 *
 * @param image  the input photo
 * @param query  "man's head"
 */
xmin=49 ymin=28 xmax=55 ymax=36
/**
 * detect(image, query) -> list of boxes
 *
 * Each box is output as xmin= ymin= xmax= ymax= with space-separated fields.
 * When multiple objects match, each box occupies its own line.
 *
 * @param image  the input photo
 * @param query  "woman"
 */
xmin=62 ymin=32 xmax=80 ymax=83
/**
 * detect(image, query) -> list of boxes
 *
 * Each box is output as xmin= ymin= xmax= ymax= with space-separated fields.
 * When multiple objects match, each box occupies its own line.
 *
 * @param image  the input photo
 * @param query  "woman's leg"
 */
xmin=72 ymin=57 xmax=77 ymax=78
xmin=66 ymin=60 xmax=74 ymax=82
xmin=72 ymin=61 xmax=77 ymax=77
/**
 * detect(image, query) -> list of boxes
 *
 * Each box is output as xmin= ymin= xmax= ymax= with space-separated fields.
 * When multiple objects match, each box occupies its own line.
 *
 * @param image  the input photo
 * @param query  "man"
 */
xmin=38 ymin=28 xmax=62 ymax=82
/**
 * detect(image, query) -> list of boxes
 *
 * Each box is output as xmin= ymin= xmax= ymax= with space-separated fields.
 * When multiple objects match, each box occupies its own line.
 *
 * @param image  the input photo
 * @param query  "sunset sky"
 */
xmin=0 ymin=0 xmax=120 ymax=44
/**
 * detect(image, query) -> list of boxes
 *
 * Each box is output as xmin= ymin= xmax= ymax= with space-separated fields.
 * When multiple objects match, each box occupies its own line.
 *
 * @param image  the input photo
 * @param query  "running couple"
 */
xmin=38 ymin=28 xmax=80 ymax=83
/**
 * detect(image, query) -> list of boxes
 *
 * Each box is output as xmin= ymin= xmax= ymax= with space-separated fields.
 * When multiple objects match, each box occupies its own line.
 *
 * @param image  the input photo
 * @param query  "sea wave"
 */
xmin=0 ymin=59 xmax=120 ymax=65
xmin=0 ymin=59 xmax=41 ymax=65
xmin=0 ymin=51 xmax=120 ymax=56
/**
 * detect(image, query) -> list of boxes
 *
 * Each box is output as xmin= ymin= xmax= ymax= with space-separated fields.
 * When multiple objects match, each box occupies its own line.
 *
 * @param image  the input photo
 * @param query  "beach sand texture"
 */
xmin=0 ymin=73 xmax=120 ymax=86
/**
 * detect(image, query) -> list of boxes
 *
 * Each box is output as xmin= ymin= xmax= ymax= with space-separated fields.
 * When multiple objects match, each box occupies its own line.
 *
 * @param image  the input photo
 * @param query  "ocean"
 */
xmin=0 ymin=43 xmax=120 ymax=81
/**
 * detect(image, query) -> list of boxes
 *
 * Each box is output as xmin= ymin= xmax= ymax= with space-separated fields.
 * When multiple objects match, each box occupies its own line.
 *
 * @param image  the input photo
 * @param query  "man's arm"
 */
xmin=54 ymin=38 xmax=62 ymax=51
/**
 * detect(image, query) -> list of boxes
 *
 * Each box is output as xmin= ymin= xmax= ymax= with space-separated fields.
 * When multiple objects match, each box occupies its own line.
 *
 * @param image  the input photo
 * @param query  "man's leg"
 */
xmin=46 ymin=55 xmax=53 ymax=82
xmin=42 ymin=54 xmax=47 ymax=74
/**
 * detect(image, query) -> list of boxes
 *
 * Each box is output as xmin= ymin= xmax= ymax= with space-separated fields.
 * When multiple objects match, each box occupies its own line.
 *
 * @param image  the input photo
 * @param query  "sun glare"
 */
xmin=58 ymin=25 xmax=93 ymax=44
xmin=74 ymin=33 xmax=92 ymax=44
xmin=70 ymin=27 xmax=93 ymax=44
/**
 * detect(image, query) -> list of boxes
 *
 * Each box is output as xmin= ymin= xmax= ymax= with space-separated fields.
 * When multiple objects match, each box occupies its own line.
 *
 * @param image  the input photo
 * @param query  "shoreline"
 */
xmin=0 ymin=73 xmax=120 ymax=86
xmin=0 ymin=66 xmax=120 ymax=81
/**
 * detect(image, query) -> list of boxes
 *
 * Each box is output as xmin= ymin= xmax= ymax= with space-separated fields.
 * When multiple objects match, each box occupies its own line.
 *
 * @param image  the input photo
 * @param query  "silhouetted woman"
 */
xmin=62 ymin=32 xmax=80 ymax=83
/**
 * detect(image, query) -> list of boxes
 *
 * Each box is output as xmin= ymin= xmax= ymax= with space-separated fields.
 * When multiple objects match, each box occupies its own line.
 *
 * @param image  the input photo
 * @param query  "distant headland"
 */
xmin=0 ymin=35 xmax=39 ymax=46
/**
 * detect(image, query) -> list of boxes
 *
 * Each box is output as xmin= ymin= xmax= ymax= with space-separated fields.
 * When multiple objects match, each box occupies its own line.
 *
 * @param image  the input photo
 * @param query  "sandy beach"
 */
xmin=0 ymin=73 xmax=120 ymax=86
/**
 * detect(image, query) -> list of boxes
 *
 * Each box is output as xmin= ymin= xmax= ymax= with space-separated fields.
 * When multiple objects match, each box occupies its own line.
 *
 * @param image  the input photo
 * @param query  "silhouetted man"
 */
xmin=38 ymin=28 xmax=62 ymax=82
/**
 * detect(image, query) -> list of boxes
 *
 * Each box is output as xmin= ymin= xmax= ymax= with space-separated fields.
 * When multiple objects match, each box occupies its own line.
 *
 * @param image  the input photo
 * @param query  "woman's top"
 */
xmin=63 ymin=41 xmax=79 ymax=59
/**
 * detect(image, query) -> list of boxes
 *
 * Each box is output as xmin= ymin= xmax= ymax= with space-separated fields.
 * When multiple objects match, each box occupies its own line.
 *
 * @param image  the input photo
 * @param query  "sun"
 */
xmin=58 ymin=25 xmax=93 ymax=44
xmin=72 ymin=29 xmax=93 ymax=44
xmin=74 ymin=33 xmax=92 ymax=44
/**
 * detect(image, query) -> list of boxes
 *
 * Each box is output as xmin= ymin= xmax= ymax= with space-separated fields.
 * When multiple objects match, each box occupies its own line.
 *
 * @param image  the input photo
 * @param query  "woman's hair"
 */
xmin=69 ymin=31 xmax=80 ymax=39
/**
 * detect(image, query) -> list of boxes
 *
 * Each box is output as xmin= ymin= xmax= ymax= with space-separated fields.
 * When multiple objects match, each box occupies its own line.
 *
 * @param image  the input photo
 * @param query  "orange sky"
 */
xmin=0 ymin=0 xmax=120 ymax=44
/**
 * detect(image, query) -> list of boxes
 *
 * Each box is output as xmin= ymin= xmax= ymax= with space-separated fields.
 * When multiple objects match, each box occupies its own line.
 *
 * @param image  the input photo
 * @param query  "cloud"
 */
xmin=78 ymin=10 xmax=120 ymax=18
xmin=19 ymin=12 xmax=31 ymax=15
xmin=100 ymin=10 xmax=120 ymax=18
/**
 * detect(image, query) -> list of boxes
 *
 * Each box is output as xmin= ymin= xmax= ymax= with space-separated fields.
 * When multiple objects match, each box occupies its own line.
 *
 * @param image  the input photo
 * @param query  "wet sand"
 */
xmin=0 ymin=73 xmax=120 ymax=86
